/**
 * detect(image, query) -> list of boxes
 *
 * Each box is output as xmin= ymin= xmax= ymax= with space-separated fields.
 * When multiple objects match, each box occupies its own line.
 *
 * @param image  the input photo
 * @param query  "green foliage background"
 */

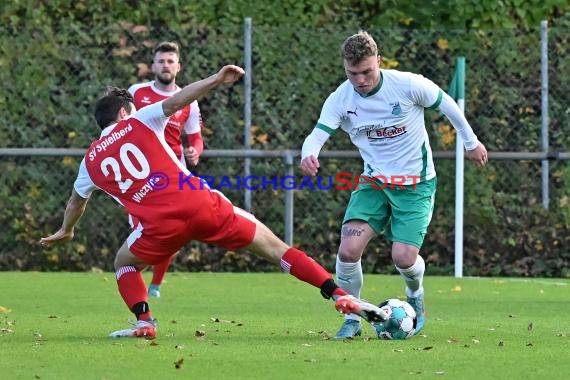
xmin=0 ymin=0 xmax=569 ymax=276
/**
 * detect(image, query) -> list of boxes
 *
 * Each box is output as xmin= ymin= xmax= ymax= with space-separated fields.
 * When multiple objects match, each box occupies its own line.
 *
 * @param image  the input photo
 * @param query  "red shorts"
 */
xmin=126 ymin=189 xmax=257 ymax=265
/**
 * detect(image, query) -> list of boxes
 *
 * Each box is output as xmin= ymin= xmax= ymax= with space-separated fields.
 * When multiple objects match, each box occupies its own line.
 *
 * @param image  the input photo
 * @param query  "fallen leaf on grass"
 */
xmin=174 ymin=358 xmax=184 ymax=369
xmin=304 ymin=358 xmax=317 ymax=363
xmin=211 ymin=317 xmax=235 ymax=324
xmin=0 ymin=306 xmax=11 ymax=314
xmin=195 ymin=330 xmax=205 ymax=337
xmin=318 ymin=330 xmax=330 ymax=338
xmin=451 ymin=286 xmax=462 ymax=292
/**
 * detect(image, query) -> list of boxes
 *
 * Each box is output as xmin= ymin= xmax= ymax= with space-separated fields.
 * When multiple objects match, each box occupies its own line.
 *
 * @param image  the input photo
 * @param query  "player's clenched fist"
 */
xmin=216 ymin=65 xmax=245 ymax=84
xmin=300 ymin=155 xmax=320 ymax=177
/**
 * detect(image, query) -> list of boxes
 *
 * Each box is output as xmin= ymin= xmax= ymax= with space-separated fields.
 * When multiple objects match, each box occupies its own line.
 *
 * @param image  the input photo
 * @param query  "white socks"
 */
xmin=396 ymin=255 xmax=425 ymax=298
xmin=336 ymin=257 xmax=363 ymax=320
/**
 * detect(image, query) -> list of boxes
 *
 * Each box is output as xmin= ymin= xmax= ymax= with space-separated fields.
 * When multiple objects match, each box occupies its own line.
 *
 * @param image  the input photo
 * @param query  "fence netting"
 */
xmin=1 ymin=24 xmax=568 ymax=276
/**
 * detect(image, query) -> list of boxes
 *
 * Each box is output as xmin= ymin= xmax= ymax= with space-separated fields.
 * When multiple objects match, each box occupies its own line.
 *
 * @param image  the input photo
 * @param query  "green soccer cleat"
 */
xmin=334 ymin=319 xmax=362 ymax=339
xmin=407 ymin=293 xmax=425 ymax=334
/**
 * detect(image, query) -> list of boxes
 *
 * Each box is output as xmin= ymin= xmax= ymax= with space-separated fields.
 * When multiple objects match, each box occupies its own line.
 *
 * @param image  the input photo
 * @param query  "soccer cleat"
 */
xmin=334 ymin=319 xmax=362 ymax=339
xmin=407 ymin=293 xmax=425 ymax=334
xmin=148 ymin=284 xmax=161 ymax=298
xmin=109 ymin=319 xmax=157 ymax=339
xmin=335 ymin=295 xmax=388 ymax=323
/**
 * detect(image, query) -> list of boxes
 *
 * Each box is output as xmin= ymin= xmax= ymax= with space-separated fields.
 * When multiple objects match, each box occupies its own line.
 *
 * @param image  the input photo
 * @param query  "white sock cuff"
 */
xmin=396 ymin=255 xmax=425 ymax=275
xmin=115 ymin=265 xmax=137 ymax=280
xmin=336 ymin=257 xmax=362 ymax=270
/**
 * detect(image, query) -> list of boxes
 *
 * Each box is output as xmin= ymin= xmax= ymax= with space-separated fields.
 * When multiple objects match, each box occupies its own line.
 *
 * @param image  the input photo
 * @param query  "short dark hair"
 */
xmin=341 ymin=31 xmax=378 ymax=65
xmin=93 ymin=86 xmax=134 ymax=129
xmin=153 ymin=41 xmax=180 ymax=60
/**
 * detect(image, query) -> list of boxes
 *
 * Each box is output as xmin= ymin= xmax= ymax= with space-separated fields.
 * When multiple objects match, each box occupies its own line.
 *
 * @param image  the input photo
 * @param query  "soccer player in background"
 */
xmin=40 ymin=64 xmax=388 ymax=339
xmin=128 ymin=41 xmax=205 ymax=298
xmin=299 ymin=31 xmax=488 ymax=339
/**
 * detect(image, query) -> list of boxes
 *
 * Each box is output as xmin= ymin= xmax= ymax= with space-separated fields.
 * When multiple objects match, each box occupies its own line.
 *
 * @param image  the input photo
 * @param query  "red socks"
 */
xmin=151 ymin=256 xmax=174 ymax=286
xmin=280 ymin=248 xmax=333 ymax=289
xmin=116 ymin=266 xmax=152 ymax=320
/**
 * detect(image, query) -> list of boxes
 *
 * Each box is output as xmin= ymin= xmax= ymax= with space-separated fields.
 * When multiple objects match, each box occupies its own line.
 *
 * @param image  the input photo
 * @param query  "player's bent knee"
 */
xmin=337 ymin=243 xmax=365 ymax=262
xmin=114 ymin=242 xmax=147 ymax=270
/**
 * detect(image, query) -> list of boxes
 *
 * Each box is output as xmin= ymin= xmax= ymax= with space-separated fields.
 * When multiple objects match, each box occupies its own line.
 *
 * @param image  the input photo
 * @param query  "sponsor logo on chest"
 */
xmin=366 ymin=125 xmax=407 ymax=139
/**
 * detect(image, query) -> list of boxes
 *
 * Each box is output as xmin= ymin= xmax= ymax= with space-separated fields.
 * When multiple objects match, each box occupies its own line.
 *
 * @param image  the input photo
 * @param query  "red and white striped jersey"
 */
xmin=128 ymin=81 xmax=203 ymax=160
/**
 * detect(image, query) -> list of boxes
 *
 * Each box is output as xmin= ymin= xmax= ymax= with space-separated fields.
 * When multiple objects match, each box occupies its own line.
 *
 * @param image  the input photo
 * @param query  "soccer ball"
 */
xmin=374 ymin=298 xmax=417 ymax=340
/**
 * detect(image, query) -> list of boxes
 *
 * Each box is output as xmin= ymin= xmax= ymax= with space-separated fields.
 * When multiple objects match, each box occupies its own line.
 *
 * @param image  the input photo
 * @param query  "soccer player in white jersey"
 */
xmin=299 ymin=31 xmax=488 ymax=339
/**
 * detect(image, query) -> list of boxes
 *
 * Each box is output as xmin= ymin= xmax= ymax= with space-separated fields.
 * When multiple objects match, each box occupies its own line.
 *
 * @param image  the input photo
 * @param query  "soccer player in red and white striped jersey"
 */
xmin=128 ymin=41 xmax=204 ymax=166
xmin=128 ymin=41 xmax=205 ymax=297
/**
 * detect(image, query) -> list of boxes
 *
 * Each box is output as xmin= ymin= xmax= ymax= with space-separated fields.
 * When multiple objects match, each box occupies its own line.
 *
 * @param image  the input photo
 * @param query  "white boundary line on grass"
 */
xmin=462 ymin=277 xmax=569 ymax=286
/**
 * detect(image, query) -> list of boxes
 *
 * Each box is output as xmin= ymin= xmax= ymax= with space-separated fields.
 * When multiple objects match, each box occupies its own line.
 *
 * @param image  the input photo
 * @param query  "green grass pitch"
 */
xmin=1 ymin=272 xmax=568 ymax=379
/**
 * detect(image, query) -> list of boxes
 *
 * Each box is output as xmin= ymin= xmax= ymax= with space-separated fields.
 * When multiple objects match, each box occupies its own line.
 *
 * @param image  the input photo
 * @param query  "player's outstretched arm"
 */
xmin=299 ymin=127 xmax=331 ymax=176
xmin=40 ymin=189 xmax=89 ymax=247
xmin=438 ymin=92 xmax=488 ymax=167
xmin=163 ymin=65 xmax=244 ymax=117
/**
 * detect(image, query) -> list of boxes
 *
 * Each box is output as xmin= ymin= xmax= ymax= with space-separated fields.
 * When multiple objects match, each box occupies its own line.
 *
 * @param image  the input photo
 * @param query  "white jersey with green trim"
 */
xmin=317 ymin=69 xmax=442 ymax=184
